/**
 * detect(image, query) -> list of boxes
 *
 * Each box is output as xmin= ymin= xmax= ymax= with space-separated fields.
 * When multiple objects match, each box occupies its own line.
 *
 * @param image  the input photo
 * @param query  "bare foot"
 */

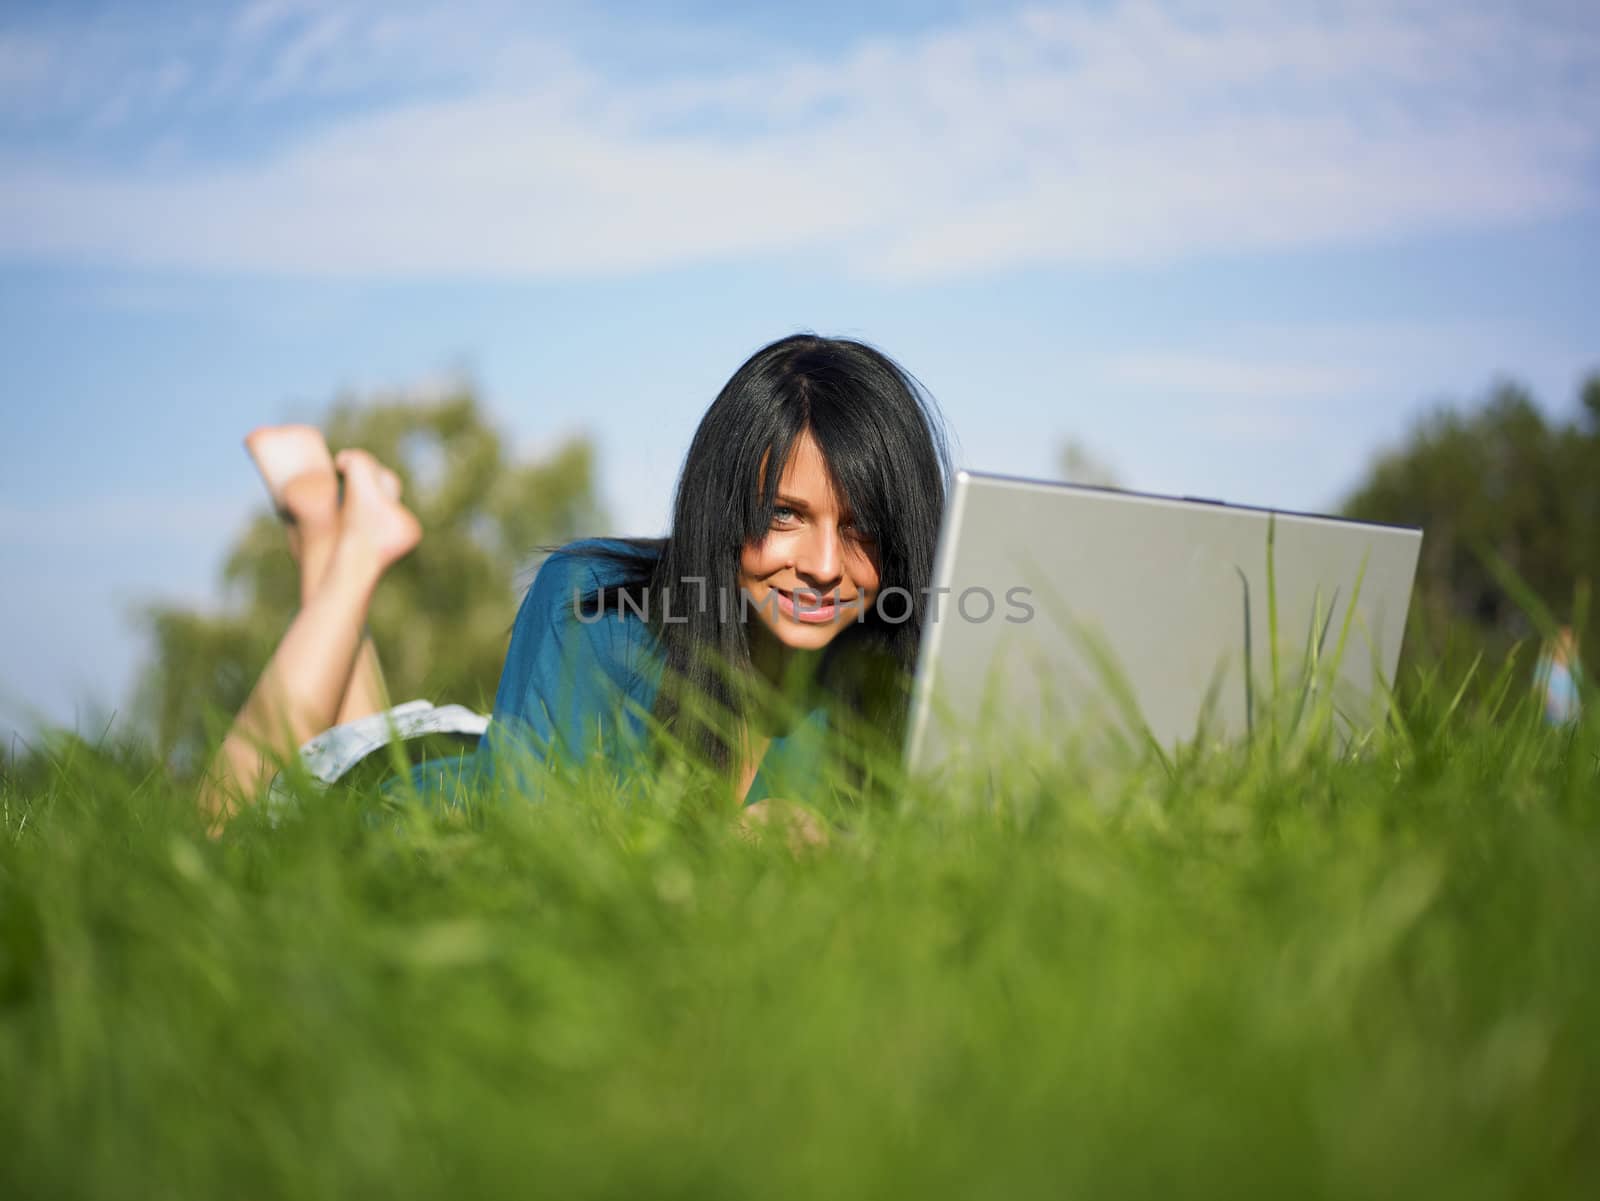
xmin=245 ymin=425 xmax=334 ymax=514
xmin=279 ymin=471 xmax=340 ymax=536
xmin=334 ymin=448 xmax=421 ymax=570
xmin=245 ymin=425 xmax=340 ymax=563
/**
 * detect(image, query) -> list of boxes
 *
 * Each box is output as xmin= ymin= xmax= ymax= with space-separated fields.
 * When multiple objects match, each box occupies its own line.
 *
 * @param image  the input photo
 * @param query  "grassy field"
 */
xmin=2 ymin=677 xmax=1597 ymax=1200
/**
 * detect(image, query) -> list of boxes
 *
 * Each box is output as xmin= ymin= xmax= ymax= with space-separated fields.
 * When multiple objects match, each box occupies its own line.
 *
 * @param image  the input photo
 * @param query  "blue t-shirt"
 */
xmin=403 ymin=539 xmax=829 ymax=807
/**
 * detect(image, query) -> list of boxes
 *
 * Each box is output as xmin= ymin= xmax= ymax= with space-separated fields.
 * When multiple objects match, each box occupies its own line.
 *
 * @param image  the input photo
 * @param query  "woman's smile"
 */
xmin=770 ymin=586 xmax=852 ymax=623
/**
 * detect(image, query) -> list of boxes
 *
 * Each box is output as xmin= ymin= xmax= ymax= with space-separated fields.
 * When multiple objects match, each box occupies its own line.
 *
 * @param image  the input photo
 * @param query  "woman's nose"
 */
xmin=795 ymin=525 xmax=843 ymax=588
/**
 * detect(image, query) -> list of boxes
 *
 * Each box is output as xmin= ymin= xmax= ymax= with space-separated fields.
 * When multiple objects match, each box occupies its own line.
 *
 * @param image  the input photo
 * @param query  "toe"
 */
xmin=333 ymin=448 xmax=375 ymax=485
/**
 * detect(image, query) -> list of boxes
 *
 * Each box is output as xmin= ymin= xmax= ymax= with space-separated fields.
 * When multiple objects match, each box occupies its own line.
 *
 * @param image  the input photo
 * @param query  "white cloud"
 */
xmin=231 ymin=0 xmax=314 ymax=43
xmin=0 ymin=0 xmax=1596 ymax=279
xmin=255 ymin=11 xmax=355 ymax=98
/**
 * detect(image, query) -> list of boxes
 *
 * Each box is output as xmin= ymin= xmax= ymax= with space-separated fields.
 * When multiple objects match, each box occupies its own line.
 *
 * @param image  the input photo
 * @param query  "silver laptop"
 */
xmin=904 ymin=471 xmax=1423 ymax=774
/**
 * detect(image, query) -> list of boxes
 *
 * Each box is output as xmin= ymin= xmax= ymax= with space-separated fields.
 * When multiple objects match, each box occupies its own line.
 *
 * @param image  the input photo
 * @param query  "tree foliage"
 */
xmin=1340 ymin=373 xmax=1600 ymax=680
xmin=134 ymin=382 xmax=608 ymax=775
xmin=1057 ymin=437 xmax=1123 ymax=489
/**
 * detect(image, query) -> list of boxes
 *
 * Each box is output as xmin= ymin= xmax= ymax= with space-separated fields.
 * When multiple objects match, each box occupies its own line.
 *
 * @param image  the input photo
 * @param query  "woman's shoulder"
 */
xmin=517 ymin=538 xmax=664 ymax=653
xmin=534 ymin=537 xmax=660 ymax=595
xmin=486 ymin=538 xmax=663 ymax=777
xmin=498 ymin=538 xmax=663 ymax=712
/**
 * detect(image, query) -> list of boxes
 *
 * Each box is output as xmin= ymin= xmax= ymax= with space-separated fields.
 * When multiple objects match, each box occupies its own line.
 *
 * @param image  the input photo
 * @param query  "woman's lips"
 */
xmin=773 ymin=587 xmax=845 ymax=623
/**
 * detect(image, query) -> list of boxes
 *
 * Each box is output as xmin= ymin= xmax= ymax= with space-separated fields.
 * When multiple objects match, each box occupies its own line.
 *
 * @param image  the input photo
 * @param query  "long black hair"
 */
xmin=578 ymin=333 xmax=950 ymax=770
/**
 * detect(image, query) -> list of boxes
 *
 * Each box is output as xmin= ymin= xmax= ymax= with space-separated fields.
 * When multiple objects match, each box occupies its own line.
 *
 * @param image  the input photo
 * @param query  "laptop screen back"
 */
xmin=904 ymin=472 xmax=1422 ymax=774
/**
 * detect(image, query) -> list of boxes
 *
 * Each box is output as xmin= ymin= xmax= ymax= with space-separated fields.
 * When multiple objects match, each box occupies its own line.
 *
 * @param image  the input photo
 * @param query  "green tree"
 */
xmin=1057 ymin=437 xmax=1123 ymax=489
xmin=134 ymin=381 xmax=608 ymax=775
xmin=1340 ymin=373 xmax=1600 ymax=682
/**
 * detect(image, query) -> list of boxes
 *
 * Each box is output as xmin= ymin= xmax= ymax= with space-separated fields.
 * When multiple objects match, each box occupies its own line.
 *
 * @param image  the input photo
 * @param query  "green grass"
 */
xmin=2 ymin=679 xmax=1598 ymax=1200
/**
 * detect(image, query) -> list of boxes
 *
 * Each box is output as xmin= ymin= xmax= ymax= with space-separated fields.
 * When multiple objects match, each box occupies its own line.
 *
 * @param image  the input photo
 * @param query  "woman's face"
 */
xmin=738 ymin=430 xmax=881 ymax=653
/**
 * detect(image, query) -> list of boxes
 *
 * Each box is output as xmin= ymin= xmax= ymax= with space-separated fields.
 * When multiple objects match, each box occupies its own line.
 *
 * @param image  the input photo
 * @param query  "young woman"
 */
xmin=201 ymin=334 xmax=950 ymax=826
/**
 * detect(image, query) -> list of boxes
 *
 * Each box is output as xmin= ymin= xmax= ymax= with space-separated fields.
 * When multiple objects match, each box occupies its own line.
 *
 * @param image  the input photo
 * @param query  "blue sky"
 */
xmin=3 ymin=0 xmax=1598 ymax=742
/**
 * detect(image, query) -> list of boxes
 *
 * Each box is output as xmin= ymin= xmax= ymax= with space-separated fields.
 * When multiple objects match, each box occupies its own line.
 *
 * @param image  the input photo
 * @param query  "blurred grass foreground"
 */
xmin=2 ymin=671 xmax=1598 ymax=1200
xmin=6 ymin=368 xmax=1600 ymax=1197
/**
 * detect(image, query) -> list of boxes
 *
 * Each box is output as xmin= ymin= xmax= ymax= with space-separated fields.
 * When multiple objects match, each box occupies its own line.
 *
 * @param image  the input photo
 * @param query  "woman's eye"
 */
xmin=771 ymin=506 xmax=799 ymax=526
